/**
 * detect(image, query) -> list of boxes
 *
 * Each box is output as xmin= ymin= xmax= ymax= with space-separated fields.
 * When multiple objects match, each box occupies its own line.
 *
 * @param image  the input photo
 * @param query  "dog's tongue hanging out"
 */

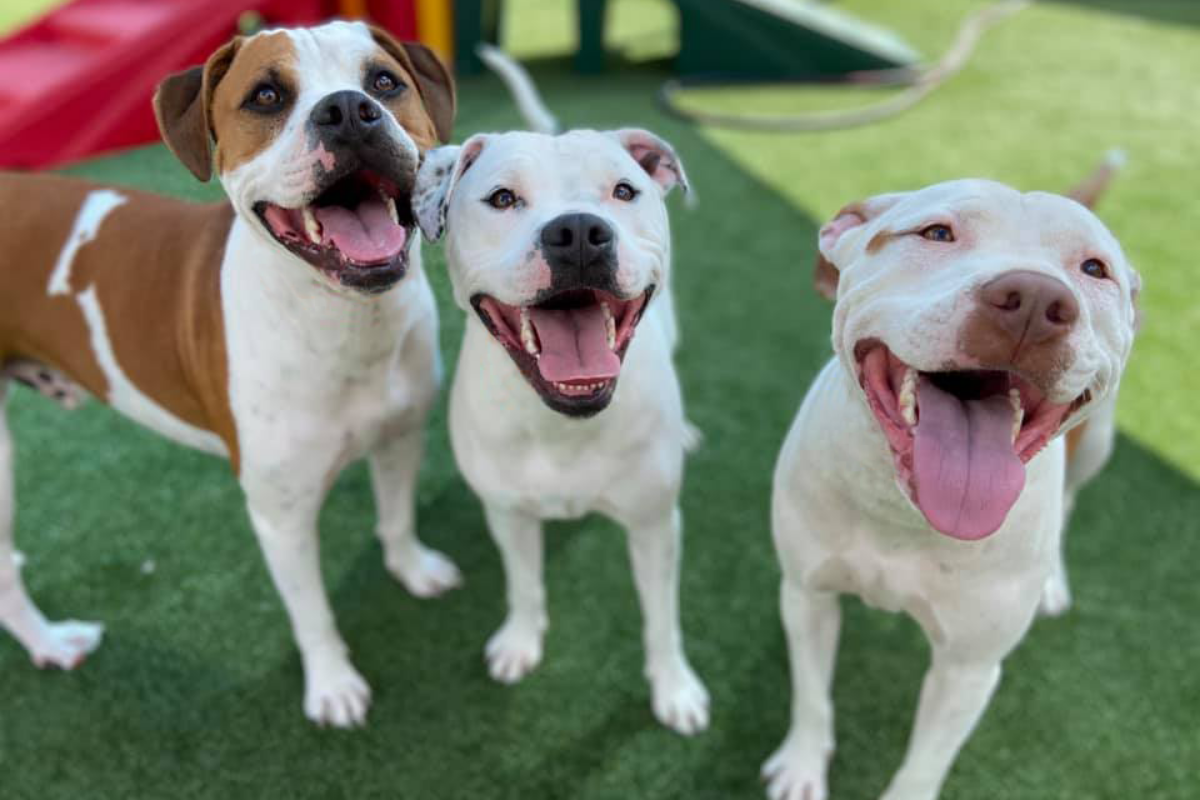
xmin=528 ymin=305 xmax=620 ymax=383
xmin=911 ymin=380 xmax=1026 ymax=540
xmin=316 ymin=197 xmax=406 ymax=264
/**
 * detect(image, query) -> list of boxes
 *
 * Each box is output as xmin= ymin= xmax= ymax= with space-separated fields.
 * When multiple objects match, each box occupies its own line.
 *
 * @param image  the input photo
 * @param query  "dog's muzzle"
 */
xmin=252 ymin=91 xmax=418 ymax=295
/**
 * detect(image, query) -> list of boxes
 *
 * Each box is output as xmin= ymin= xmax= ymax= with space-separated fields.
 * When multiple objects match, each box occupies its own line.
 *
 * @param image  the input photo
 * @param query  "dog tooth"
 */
xmin=383 ymin=191 xmax=400 ymax=225
xmin=1010 ymin=388 xmax=1024 ymax=443
xmin=520 ymin=308 xmax=539 ymax=357
xmin=899 ymin=367 xmax=918 ymax=426
xmin=302 ymin=206 xmax=321 ymax=244
xmin=601 ymin=302 xmax=616 ymax=349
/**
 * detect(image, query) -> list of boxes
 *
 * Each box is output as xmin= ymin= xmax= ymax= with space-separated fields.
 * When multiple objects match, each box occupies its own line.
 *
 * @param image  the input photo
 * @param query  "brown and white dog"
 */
xmin=0 ymin=21 xmax=456 ymax=728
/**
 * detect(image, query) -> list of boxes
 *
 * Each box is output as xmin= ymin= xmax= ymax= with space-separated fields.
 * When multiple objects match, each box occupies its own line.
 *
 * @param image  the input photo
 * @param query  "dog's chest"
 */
xmin=224 ymin=278 xmax=428 ymax=468
xmin=484 ymin=435 xmax=613 ymax=519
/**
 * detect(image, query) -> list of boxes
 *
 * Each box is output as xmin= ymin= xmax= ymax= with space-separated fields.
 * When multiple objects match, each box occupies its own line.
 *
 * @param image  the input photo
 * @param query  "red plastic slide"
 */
xmin=0 ymin=0 xmax=417 ymax=170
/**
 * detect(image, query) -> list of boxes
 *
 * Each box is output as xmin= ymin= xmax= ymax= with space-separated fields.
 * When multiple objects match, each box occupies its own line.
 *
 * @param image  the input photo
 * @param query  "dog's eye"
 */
xmin=1081 ymin=258 xmax=1109 ymax=280
xmin=370 ymin=70 xmax=402 ymax=96
xmin=919 ymin=224 xmax=955 ymax=242
xmin=613 ymin=181 xmax=639 ymax=202
xmin=246 ymin=83 xmax=283 ymax=110
xmin=486 ymin=188 xmax=518 ymax=210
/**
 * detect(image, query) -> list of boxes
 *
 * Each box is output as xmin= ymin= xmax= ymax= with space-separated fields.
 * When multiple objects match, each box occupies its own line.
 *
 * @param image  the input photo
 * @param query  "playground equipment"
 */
xmin=0 ymin=0 xmax=451 ymax=169
xmin=453 ymin=0 xmax=917 ymax=77
xmin=0 ymin=0 xmax=924 ymax=168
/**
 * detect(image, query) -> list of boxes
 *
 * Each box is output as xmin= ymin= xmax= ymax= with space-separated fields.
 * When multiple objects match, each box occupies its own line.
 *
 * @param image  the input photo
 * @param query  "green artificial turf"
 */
xmin=1 ymin=2 xmax=1197 ymax=798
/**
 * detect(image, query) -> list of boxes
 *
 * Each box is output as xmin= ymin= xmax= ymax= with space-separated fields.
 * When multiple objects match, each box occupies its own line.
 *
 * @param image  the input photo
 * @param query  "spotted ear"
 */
xmin=368 ymin=25 xmax=456 ymax=143
xmin=153 ymin=38 xmax=241 ymax=181
xmin=414 ymin=135 xmax=487 ymax=241
xmin=612 ymin=128 xmax=689 ymax=194
xmin=814 ymin=192 xmax=907 ymax=301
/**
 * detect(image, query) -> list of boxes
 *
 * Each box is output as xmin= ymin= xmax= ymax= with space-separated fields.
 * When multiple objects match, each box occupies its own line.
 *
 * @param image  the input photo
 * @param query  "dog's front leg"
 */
xmin=762 ymin=580 xmax=841 ymax=800
xmin=243 ymin=478 xmax=369 ymax=728
xmin=625 ymin=507 xmax=710 ymax=735
xmin=370 ymin=427 xmax=461 ymax=597
xmin=879 ymin=653 xmax=1003 ymax=800
xmin=483 ymin=503 xmax=547 ymax=683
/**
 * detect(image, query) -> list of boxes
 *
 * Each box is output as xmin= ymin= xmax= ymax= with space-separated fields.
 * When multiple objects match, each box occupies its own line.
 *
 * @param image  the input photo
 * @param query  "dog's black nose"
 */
xmin=310 ymin=90 xmax=382 ymax=145
xmin=540 ymin=213 xmax=615 ymax=278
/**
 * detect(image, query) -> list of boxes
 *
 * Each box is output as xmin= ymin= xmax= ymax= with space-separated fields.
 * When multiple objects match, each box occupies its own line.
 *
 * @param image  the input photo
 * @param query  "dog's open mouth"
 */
xmin=471 ymin=286 xmax=653 ymax=416
xmin=253 ymin=169 xmax=415 ymax=294
xmin=855 ymin=341 xmax=1090 ymax=541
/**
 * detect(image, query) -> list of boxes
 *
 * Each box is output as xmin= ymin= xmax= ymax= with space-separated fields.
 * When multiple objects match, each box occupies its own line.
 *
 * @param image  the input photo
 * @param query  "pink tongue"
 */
xmin=528 ymin=305 xmax=620 ymax=382
xmin=912 ymin=380 xmax=1026 ymax=540
xmin=315 ymin=197 xmax=406 ymax=264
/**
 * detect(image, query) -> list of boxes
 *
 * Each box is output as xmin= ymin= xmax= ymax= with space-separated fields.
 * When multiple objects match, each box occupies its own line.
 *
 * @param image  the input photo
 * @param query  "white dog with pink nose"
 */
xmin=764 ymin=178 xmax=1140 ymax=800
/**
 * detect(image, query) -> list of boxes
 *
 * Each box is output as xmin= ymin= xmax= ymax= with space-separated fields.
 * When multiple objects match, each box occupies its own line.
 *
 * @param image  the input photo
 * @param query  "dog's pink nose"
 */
xmin=979 ymin=270 xmax=1078 ymax=345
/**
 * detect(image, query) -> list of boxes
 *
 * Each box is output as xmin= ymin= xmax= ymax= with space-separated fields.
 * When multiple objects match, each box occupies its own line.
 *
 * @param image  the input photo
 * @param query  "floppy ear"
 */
xmin=368 ymin=25 xmax=456 ymax=143
xmin=153 ymin=38 xmax=241 ymax=181
xmin=413 ymin=135 xmax=487 ymax=241
xmin=813 ymin=192 xmax=907 ymax=301
xmin=612 ymin=129 xmax=689 ymax=194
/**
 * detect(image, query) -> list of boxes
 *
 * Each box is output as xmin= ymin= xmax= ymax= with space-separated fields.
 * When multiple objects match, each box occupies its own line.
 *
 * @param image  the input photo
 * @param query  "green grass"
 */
xmin=1 ymin=2 xmax=1198 ymax=799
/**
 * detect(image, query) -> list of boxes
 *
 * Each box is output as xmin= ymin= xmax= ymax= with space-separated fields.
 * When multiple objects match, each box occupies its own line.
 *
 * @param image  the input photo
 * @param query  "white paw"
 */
xmin=29 ymin=620 xmax=104 ymax=670
xmin=484 ymin=616 xmax=544 ymax=684
xmin=761 ymin=738 xmax=829 ymax=800
xmin=880 ymin=778 xmax=938 ymax=800
xmin=303 ymin=658 xmax=372 ymax=728
xmin=1039 ymin=572 xmax=1073 ymax=617
xmin=649 ymin=659 xmax=710 ymax=735
xmin=387 ymin=544 xmax=462 ymax=598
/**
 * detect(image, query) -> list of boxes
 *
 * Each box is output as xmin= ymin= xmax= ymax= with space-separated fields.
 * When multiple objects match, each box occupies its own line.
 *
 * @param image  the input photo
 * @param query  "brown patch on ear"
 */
xmin=153 ymin=38 xmax=241 ymax=181
xmin=814 ymin=252 xmax=839 ymax=301
xmin=368 ymin=26 xmax=456 ymax=144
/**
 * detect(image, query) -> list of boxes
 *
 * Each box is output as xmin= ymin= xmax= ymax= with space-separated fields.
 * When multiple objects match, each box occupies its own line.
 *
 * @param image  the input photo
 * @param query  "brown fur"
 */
xmin=957 ymin=306 xmax=1071 ymax=393
xmin=368 ymin=27 xmax=455 ymax=147
xmin=207 ymin=33 xmax=297 ymax=177
xmin=0 ymin=173 xmax=240 ymax=471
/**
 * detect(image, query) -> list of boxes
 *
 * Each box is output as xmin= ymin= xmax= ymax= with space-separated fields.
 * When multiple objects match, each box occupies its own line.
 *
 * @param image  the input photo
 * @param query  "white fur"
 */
xmin=0 ymin=22 xmax=454 ymax=728
xmin=77 ymin=285 xmax=228 ymax=455
xmin=764 ymin=180 xmax=1139 ymax=800
xmin=423 ymin=127 xmax=709 ymax=735
xmin=46 ymin=189 xmax=127 ymax=296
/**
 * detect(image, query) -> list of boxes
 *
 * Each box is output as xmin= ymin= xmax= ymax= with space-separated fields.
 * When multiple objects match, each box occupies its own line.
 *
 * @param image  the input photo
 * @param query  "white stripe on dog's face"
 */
xmin=216 ymin=22 xmax=422 ymax=221
xmin=826 ymin=179 xmax=1139 ymax=408
xmin=431 ymin=130 xmax=674 ymax=310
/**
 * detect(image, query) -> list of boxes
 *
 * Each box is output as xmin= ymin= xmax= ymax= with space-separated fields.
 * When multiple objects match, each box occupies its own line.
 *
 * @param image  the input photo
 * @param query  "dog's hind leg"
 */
xmin=0 ymin=381 xmax=103 ymax=668
xmin=1042 ymin=397 xmax=1117 ymax=617
xmin=482 ymin=504 xmax=547 ymax=684
xmin=625 ymin=507 xmax=710 ymax=735
xmin=370 ymin=427 xmax=461 ymax=598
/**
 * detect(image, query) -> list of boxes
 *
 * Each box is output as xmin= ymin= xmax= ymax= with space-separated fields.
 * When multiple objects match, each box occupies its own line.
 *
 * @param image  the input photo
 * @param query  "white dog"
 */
xmin=412 ymin=49 xmax=709 ymax=734
xmin=764 ymin=175 xmax=1140 ymax=799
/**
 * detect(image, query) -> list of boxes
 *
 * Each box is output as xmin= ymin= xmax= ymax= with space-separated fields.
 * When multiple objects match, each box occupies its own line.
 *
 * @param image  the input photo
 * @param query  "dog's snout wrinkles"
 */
xmin=540 ymin=213 xmax=616 ymax=285
xmin=311 ymin=90 xmax=382 ymax=144
xmin=979 ymin=270 xmax=1078 ymax=345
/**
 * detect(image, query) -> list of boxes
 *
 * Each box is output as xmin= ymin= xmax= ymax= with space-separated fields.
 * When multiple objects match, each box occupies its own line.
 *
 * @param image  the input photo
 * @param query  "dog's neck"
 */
xmin=222 ymin=215 xmax=423 ymax=362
